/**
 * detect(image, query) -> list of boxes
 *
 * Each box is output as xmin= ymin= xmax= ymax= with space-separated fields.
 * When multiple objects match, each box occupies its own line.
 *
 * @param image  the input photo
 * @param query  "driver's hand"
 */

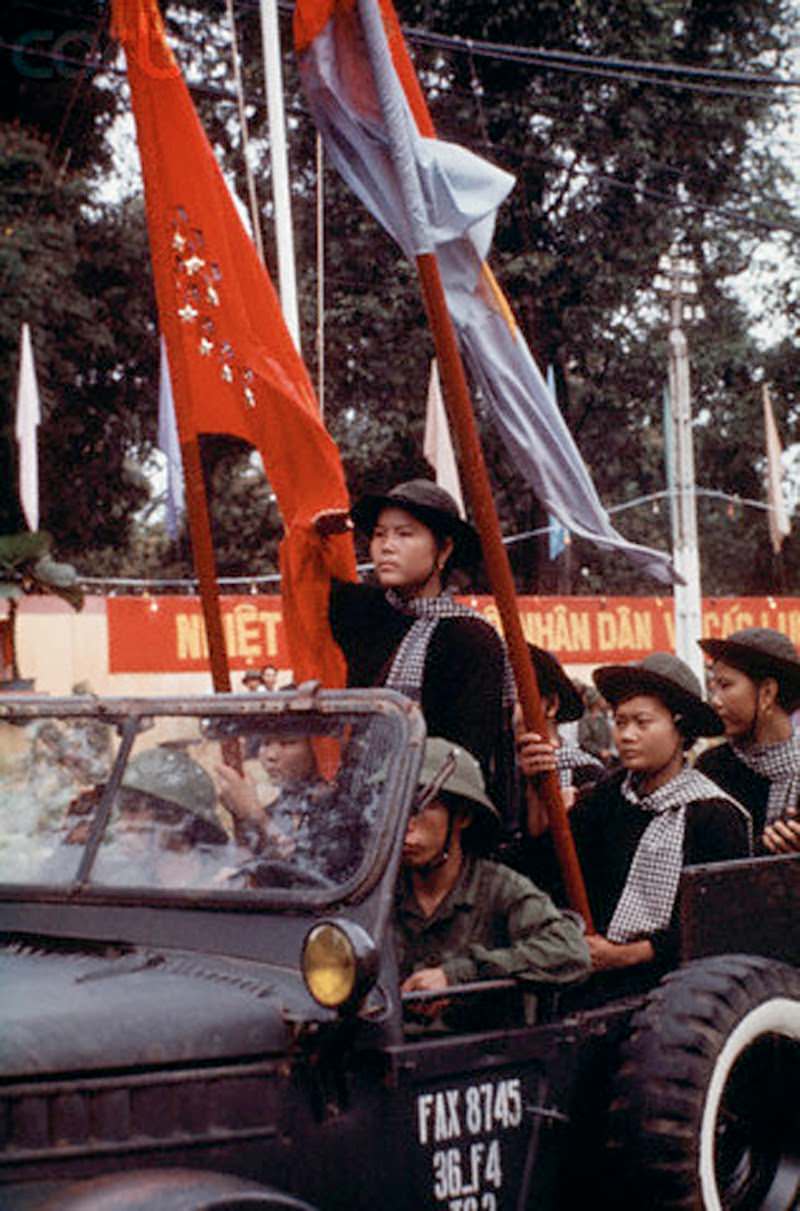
xmin=263 ymin=823 xmax=295 ymax=859
xmin=402 ymin=967 xmax=450 ymax=1018
xmin=215 ymin=764 xmax=262 ymax=821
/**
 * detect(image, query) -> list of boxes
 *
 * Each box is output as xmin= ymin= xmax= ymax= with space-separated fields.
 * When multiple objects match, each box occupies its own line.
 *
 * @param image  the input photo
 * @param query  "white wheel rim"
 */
xmin=698 ymin=996 xmax=800 ymax=1210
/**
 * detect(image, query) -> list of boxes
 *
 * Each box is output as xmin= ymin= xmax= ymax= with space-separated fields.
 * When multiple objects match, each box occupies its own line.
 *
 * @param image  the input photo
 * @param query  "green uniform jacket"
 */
xmin=395 ymin=855 xmax=590 ymax=989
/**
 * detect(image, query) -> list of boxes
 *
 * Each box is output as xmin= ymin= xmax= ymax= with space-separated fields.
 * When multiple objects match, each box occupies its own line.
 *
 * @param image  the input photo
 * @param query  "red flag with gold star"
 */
xmin=112 ymin=0 xmax=356 ymax=687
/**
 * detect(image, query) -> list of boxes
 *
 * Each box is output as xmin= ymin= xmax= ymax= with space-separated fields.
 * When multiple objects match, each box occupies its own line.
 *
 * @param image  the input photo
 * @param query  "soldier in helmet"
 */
xmin=396 ymin=738 xmax=590 ymax=1032
xmin=93 ymin=747 xmax=229 ymax=889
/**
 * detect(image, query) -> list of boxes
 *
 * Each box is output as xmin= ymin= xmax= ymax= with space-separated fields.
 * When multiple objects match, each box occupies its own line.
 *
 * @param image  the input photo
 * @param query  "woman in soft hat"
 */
xmin=524 ymin=644 xmax=604 ymax=803
xmin=697 ymin=627 xmax=800 ymax=854
xmin=517 ymin=653 xmax=751 ymax=993
xmin=328 ymin=479 xmax=516 ymax=823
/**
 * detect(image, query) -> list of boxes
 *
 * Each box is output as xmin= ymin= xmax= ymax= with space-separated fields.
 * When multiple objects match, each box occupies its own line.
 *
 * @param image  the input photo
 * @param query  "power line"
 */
xmin=403 ymin=25 xmax=800 ymax=92
xmin=12 ymin=0 xmax=800 ymax=98
xmin=5 ymin=11 xmax=799 ymax=241
xmin=527 ymin=155 xmax=800 ymax=238
xmin=268 ymin=0 xmax=800 ymax=92
xmin=5 ymin=35 xmax=798 ymax=254
xmin=77 ymin=487 xmax=776 ymax=592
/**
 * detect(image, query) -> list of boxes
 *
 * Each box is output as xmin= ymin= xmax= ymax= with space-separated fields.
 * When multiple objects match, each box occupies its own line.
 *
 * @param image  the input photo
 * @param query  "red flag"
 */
xmin=112 ymin=0 xmax=356 ymax=687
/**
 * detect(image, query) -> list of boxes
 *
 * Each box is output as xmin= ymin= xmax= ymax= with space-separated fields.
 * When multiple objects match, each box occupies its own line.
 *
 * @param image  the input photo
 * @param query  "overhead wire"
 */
xmin=75 ymin=488 xmax=774 ymax=592
xmin=9 ymin=0 xmax=800 ymax=95
xmin=6 ymin=1 xmax=793 ymax=591
xmin=5 ymin=9 xmax=798 ymax=247
xmin=403 ymin=26 xmax=800 ymax=91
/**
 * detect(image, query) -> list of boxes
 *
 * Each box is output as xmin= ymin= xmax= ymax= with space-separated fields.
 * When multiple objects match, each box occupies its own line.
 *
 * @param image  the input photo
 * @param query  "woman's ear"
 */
xmin=437 ymin=535 xmax=455 ymax=572
xmin=757 ymin=677 xmax=779 ymax=714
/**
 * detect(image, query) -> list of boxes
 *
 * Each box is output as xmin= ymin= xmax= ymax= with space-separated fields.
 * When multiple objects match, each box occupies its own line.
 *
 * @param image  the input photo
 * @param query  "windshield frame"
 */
xmin=0 ymin=689 xmax=425 ymax=913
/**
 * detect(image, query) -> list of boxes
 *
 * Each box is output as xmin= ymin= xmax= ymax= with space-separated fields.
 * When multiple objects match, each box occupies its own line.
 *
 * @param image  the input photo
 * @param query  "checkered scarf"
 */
xmin=556 ymin=743 xmax=604 ymax=790
xmin=607 ymin=767 xmax=750 ymax=944
xmin=732 ymin=733 xmax=800 ymax=825
xmin=383 ymin=589 xmax=516 ymax=708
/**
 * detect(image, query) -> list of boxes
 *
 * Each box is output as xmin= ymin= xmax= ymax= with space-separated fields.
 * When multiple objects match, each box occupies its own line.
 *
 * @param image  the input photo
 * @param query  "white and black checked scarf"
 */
xmin=556 ymin=743 xmax=604 ymax=790
xmin=383 ymin=588 xmax=516 ymax=708
xmin=607 ymin=767 xmax=751 ymax=944
xmin=732 ymin=733 xmax=800 ymax=825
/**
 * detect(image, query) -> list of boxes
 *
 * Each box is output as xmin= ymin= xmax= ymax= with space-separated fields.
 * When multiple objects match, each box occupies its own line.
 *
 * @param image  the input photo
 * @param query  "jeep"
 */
xmin=0 ymin=689 xmax=797 ymax=1210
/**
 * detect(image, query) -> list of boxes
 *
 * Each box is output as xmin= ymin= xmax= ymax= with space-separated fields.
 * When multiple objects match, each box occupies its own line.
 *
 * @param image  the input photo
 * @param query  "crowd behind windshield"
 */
xmin=0 ymin=707 xmax=396 ymax=894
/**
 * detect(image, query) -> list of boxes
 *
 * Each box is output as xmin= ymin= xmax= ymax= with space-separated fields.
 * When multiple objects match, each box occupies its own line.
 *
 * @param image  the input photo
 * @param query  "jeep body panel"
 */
xmin=1 ymin=692 xmax=798 ymax=1210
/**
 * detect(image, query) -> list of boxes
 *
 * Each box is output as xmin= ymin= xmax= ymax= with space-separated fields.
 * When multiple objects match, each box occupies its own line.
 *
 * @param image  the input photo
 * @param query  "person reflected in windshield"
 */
xmin=396 ymin=738 xmax=590 ymax=1033
xmin=217 ymin=730 xmax=357 ymax=882
xmin=94 ymin=748 xmax=229 ymax=888
xmin=218 ymin=733 xmax=318 ymax=851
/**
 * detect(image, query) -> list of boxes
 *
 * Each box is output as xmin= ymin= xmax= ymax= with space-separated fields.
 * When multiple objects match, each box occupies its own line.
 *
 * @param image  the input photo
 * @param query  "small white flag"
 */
xmin=763 ymin=383 xmax=790 ymax=554
xmin=15 ymin=322 xmax=41 ymax=532
xmin=157 ymin=336 xmax=186 ymax=540
xmin=423 ymin=358 xmax=465 ymax=518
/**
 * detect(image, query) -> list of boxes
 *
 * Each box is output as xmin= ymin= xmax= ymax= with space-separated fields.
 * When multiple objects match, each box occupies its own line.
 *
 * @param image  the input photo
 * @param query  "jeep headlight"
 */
xmin=302 ymin=919 xmax=378 ymax=1012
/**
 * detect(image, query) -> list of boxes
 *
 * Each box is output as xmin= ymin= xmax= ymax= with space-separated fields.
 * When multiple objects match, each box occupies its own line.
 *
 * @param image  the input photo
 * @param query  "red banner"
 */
xmin=107 ymin=594 xmax=800 ymax=674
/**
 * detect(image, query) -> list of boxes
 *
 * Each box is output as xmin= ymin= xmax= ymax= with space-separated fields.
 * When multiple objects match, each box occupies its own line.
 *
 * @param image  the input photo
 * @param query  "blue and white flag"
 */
xmin=295 ymin=0 xmax=675 ymax=583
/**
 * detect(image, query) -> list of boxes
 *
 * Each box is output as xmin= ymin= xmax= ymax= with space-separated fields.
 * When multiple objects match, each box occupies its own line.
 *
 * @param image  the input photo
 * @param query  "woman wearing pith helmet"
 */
xmin=519 ymin=653 xmax=751 ymax=995
xmin=696 ymin=627 xmax=800 ymax=854
xmin=328 ymin=479 xmax=516 ymax=825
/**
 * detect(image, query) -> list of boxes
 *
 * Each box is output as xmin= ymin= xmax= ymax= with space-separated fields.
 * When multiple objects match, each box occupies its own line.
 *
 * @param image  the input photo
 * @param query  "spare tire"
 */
xmin=609 ymin=954 xmax=800 ymax=1210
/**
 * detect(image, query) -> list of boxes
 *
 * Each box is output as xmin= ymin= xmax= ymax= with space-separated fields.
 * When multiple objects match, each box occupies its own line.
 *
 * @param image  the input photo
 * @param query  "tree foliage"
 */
xmin=0 ymin=124 xmax=156 ymax=562
xmin=1 ymin=0 xmax=798 ymax=597
xmin=393 ymin=0 xmax=799 ymax=592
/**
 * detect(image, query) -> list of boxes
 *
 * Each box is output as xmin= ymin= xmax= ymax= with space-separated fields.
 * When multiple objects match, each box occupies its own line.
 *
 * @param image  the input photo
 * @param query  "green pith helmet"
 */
xmin=527 ymin=643 xmax=584 ymax=722
xmin=416 ymin=737 xmax=499 ymax=823
xmin=121 ymin=747 xmax=218 ymax=827
xmin=699 ymin=627 xmax=800 ymax=709
xmin=351 ymin=479 xmax=482 ymax=569
xmin=593 ymin=652 xmax=723 ymax=738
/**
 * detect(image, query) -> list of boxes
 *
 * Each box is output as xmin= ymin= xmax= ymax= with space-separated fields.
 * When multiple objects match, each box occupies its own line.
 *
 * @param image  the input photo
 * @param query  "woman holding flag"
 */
xmin=326 ymin=479 xmax=518 ymax=827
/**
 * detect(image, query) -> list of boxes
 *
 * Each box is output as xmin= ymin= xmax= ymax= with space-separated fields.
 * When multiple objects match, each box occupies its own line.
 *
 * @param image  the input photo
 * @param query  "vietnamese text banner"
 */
xmin=107 ymin=595 xmax=800 ymax=674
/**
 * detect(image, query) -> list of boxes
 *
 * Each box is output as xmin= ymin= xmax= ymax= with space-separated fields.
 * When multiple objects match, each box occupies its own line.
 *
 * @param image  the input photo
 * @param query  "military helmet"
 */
xmin=121 ymin=747 xmax=222 ymax=835
xmin=415 ymin=738 xmax=499 ymax=822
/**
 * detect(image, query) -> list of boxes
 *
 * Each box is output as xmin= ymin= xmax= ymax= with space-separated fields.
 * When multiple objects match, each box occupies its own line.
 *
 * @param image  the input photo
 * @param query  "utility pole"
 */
xmin=655 ymin=248 xmax=706 ymax=686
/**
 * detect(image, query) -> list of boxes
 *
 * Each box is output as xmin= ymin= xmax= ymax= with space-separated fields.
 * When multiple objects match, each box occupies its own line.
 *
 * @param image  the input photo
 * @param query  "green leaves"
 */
xmin=1 ymin=0 xmax=797 ymax=597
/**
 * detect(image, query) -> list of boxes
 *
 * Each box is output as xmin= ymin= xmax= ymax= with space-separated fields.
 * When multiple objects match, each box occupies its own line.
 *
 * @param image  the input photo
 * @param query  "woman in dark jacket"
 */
xmin=518 ymin=653 xmax=751 ymax=994
xmin=328 ymin=479 xmax=516 ymax=824
xmin=696 ymin=626 xmax=800 ymax=854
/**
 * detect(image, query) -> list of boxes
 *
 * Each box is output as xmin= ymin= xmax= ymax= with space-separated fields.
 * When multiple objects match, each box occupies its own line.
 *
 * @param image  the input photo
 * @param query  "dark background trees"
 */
xmin=1 ymin=0 xmax=798 ymax=594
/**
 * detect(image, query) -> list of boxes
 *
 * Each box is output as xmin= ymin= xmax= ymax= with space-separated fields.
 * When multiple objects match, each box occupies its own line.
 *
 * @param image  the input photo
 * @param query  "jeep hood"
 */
xmin=0 ymin=942 xmax=308 ymax=1078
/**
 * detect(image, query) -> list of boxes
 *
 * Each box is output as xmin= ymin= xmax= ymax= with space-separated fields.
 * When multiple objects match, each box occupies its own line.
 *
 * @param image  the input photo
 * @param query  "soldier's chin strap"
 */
xmin=411 ymin=749 xmax=459 ymax=872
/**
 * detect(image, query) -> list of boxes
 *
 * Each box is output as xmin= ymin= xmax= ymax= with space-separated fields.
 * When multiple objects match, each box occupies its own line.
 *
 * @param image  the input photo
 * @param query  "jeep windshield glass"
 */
xmin=0 ymin=702 xmax=405 ymax=897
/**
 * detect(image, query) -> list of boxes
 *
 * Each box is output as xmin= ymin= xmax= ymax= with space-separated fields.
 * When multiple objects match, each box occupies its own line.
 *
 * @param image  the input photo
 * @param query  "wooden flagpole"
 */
xmin=357 ymin=0 xmax=593 ymax=927
xmin=177 ymin=439 xmax=232 ymax=694
xmin=157 ymin=320 xmax=232 ymax=695
xmin=416 ymin=256 xmax=593 ymax=928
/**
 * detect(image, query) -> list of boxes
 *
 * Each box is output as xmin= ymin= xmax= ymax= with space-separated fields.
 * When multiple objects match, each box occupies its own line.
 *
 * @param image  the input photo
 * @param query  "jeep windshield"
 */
xmin=0 ymin=691 xmax=421 ymax=903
